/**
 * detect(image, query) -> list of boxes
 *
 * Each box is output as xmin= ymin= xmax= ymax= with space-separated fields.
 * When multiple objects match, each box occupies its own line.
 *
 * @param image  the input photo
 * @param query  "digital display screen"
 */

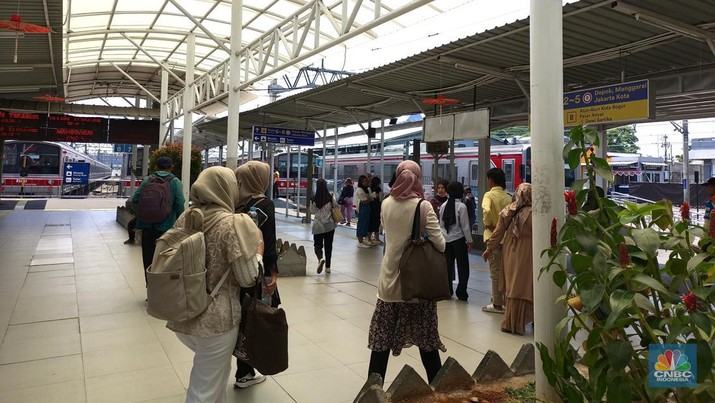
xmin=0 ymin=110 xmax=160 ymax=145
xmin=45 ymin=114 xmax=108 ymax=142
xmin=0 ymin=111 xmax=46 ymax=140
xmin=108 ymin=119 xmax=160 ymax=145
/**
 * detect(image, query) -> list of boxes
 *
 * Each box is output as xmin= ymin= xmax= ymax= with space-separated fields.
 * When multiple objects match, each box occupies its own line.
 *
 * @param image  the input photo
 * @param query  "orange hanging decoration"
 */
xmin=33 ymin=94 xmax=65 ymax=103
xmin=422 ymin=95 xmax=460 ymax=117
xmin=0 ymin=14 xmax=53 ymax=63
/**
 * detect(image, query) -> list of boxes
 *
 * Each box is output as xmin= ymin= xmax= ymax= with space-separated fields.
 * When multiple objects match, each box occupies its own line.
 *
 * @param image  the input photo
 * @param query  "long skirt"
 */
xmin=368 ymin=299 xmax=446 ymax=356
xmin=356 ymin=204 xmax=371 ymax=237
xmin=501 ymin=298 xmax=533 ymax=335
xmin=368 ymin=200 xmax=381 ymax=233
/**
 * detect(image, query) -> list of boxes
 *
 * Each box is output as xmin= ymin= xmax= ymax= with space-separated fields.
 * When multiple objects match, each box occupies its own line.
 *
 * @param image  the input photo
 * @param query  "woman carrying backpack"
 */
xmin=233 ymin=161 xmax=281 ymax=388
xmin=167 ymin=167 xmax=263 ymax=403
xmin=310 ymin=179 xmax=337 ymax=274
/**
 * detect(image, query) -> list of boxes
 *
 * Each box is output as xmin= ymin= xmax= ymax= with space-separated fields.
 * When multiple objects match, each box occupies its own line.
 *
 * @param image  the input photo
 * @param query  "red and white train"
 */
xmin=272 ymin=141 xmax=561 ymax=196
xmin=1 ymin=140 xmax=112 ymax=196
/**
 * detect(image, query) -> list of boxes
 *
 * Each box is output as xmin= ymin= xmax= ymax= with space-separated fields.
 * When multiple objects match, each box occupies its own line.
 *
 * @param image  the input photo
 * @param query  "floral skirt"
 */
xmin=368 ymin=299 xmax=446 ymax=355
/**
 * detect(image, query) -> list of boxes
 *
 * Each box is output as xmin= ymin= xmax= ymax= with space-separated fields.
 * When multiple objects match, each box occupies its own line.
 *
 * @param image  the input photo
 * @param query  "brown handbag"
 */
xmin=238 ymin=281 xmax=289 ymax=375
xmin=399 ymin=200 xmax=451 ymax=301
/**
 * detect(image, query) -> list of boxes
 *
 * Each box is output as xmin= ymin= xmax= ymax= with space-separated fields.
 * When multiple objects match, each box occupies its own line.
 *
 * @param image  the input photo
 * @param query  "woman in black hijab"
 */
xmin=438 ymin=181 xmax=473 ymax=300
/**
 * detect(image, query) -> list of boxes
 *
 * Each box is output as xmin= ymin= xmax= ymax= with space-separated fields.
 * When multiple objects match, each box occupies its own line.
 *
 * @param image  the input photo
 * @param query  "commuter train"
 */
xmin=1 ymin=140 xmax=112 ymax=196
xmin=272 ymin=141 xmax=571 ymax=196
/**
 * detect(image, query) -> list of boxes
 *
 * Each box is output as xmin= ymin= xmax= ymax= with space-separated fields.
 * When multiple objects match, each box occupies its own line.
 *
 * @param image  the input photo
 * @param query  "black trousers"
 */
xmin=368 ymin=349 xmax=442 ymax=384
xmin=313 ymin=230 xmax=335 ymax=268
xmin=444 ymin=237 xmax=470 ymax=300
xmin=127 ymin=217 xmax=136 ymax=241
xmin=140 ymin=227 xmax=163 ymax=285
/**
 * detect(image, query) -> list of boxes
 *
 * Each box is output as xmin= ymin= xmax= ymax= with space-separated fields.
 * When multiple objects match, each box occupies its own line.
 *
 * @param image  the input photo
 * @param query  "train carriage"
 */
xmin=1 ymin=140 xmax=112 ymax=196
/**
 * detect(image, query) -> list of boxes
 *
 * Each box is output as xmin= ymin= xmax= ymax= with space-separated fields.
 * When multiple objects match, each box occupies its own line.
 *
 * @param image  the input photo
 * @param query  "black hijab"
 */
xmin=441 ymin=181 xmax=464 ymax=233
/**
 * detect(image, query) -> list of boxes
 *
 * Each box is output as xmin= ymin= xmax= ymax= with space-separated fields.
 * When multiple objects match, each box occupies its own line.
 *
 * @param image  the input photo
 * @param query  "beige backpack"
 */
xmin=146 ymin=208 xmax=229 ymax=322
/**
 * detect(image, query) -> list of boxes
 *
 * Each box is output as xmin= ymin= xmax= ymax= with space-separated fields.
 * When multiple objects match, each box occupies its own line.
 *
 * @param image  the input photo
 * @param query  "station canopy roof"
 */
xmin=193 ymin=0 xmax=715 ymax=149
xmin=0 ymin=0 xmax=454 ymax=105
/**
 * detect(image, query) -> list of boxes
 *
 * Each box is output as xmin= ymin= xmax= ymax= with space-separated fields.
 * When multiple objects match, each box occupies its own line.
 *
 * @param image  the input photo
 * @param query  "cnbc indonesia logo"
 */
xmin=649 ymin=346 xmax=697 ymax=388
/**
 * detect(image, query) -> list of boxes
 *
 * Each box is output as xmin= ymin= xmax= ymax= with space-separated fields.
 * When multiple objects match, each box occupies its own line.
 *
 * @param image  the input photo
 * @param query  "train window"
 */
xmin=2 ymin=143 xmax=60 ymax=175
xmin=435 ymin=163 xmax=456 ymax=181
xmin=503 ymin=159 xmax=515 ymax=192
xmin=343 ymin=165 xmax=359 ymax=179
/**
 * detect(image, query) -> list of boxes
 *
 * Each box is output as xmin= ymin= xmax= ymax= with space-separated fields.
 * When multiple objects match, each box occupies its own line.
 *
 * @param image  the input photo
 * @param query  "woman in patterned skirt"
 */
xmin=366 ymin=160 xmax=446 ymax=384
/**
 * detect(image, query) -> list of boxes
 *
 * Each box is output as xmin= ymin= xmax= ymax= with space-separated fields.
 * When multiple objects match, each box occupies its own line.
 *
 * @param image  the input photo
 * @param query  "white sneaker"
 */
xmin=234 ymin=373 xmax=266 ymax=389
xmin=357 ymin=243 xmax=371 ymax=249
xmin=317 ymin=259 xmax=325 ymax=274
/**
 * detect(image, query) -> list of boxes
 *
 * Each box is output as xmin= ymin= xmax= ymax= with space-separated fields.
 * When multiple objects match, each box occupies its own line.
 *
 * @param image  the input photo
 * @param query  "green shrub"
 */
xmin=149 ymin=142 xmax=202 ymax=185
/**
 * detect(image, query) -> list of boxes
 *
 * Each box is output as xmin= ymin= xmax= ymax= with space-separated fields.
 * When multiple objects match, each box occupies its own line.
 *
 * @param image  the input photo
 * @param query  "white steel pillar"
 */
xmin=226 ymin=0 xmax=243 ymax=170
xmin=530 ymin=1 xmax=564 ymax=401
xmin=160 ymin=68 xmax=169 ymax=146
xmin=181 ymin=34 xmax=196 ymax=207
xmin=296 ymin=146 xmax=302 ymax=218
xmin=333 ymin=126 xmax=339 ymax=196
xmin=322 ymin=122 xmax=327 ymax=179
xmin=380 ymin=119 xmax=385 ymax=181
xmin=130 ymin=144 xmax=138 ymax=197
xmin=682 ymin=120 xmax=690 ymax=205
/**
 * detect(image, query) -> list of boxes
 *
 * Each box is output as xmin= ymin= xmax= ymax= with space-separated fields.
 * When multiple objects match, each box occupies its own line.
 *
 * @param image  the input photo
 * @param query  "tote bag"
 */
xmin=330 ymin=198 xmax=344 ymax=223
xmin=238 ymin=282 xmax=289 ymax=375
xmin=399 ymin=200 xmax=451 ymax=301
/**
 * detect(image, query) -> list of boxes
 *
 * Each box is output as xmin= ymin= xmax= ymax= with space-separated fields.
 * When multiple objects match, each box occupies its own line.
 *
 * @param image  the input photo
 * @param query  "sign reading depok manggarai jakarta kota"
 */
xmin=563 ymin=79 xmax=654 ymax=126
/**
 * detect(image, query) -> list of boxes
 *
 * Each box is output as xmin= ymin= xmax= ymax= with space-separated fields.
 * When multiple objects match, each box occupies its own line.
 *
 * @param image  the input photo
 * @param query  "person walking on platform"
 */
xmin=462 ymin=186 xmax=477 ymax=230
xmin=355 ymin=175 xmax=374 ymax=248
xmin=338 ymin=178 xmax=354 ymax=225
xmin=367 ymin=160 xmax=446 ymax=384
xmin=439 ymin=181 xmax=473 ymax=300
xmin=132 ymin=156 xmax=184 ymax=285
xmin=310 ymin=179 xmax=337 ymax=274
xmin=272 ymin=169 xmax=280 ymax=199
xmin=168 ymin=167 xmax=264 ymax=403
xmin=233 ymin=161 xmax=281 ymax=388
xmin=480 ymin=168 xmax=512 ymax=314
xmin=482 ymin=183 xmax=533 ymax=335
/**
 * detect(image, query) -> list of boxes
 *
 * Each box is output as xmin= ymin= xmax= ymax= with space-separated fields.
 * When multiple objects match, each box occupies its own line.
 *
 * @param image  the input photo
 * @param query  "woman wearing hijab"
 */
xmin=482 ymin=183 xmax=533 ymax=335
xmin=310 ymin=178 xmax=337 ymax=274
xmin=429 ymin=179 xmax=449 ymax=214
xmin=439 ymin=181 xmax=473 ymax=301
xmin=368 ymin=176 xmax=384 ymax=245
xmin=233 ymin=161 xmax=281 ymax=388
xmin=168 ymin=167 xmax=263 ymax=403
xmin=355 ymin=175 xmax=374 ymax=248
xmin=367 ymin=160 xmax=446 ymax=384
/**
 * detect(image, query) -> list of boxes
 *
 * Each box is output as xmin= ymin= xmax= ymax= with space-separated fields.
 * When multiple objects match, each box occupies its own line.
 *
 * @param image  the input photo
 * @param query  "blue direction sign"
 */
xmin=64 ymin=162 xmax=90 ymax=185
xmin=252 ymin=125 xmax=315 ymax=146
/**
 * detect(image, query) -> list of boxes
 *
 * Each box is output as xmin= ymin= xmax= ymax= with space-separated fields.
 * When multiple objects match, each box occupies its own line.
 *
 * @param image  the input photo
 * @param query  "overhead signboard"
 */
xmin=252 ymin=125 xmax=315 ymax=146
xmin=46 ymin=114 xmax=108 ymax=143
xmin=108 ymin=119 xmax=159 ymax=145
xmin=424 ymin=108 xmax=490 ymax=142
xmin=113 ymin=144 xmax=133 ymax=153
xmin=64 ymin=162 xmax=90 ymax=185
xmin=563 ymin=79 xmax=654 ymax=126
xmin=0 ymin=111 xmax=46 ymax=140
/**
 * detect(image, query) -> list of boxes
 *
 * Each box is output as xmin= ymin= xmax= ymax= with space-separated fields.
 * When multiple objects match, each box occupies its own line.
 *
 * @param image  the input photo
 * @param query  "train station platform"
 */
xmin=0 ymin=198 xmax=531 ymax=403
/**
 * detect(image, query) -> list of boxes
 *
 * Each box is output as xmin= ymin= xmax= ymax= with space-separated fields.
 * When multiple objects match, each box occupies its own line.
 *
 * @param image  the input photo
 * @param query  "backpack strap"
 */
xmin=209 ymin=268 xmax=231 ymax=298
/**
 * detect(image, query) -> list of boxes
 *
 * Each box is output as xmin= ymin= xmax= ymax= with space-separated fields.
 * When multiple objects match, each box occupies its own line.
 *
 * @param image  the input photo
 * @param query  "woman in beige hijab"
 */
xmin=482 ymin=183 xmax=533 ymax=335
xmin=168 ymin=166 xmax=264 ymax=403
xmin=233 ymin=161 xmax=282 ymax=387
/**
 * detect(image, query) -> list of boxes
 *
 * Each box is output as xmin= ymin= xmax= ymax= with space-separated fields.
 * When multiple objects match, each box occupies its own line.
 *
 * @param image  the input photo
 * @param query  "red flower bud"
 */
xmin=564 ymin=190 xmax=577 ymax=215
xmin=682 ymin=291 xmax=697 ymax=313
xmin=550 ymin=217 xmax=558 ymax=247
xmin=619 ymin=242 xmax=631 ymax=268
xmin=679 ymin=202 xmax=690 ymax=222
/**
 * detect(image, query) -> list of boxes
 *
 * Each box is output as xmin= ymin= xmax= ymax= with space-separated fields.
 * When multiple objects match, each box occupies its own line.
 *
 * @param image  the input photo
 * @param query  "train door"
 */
xmin=502 ymin=159 xmax=515 ymax=192
xmin=468 ymin=160 xmax=479 ymax=192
